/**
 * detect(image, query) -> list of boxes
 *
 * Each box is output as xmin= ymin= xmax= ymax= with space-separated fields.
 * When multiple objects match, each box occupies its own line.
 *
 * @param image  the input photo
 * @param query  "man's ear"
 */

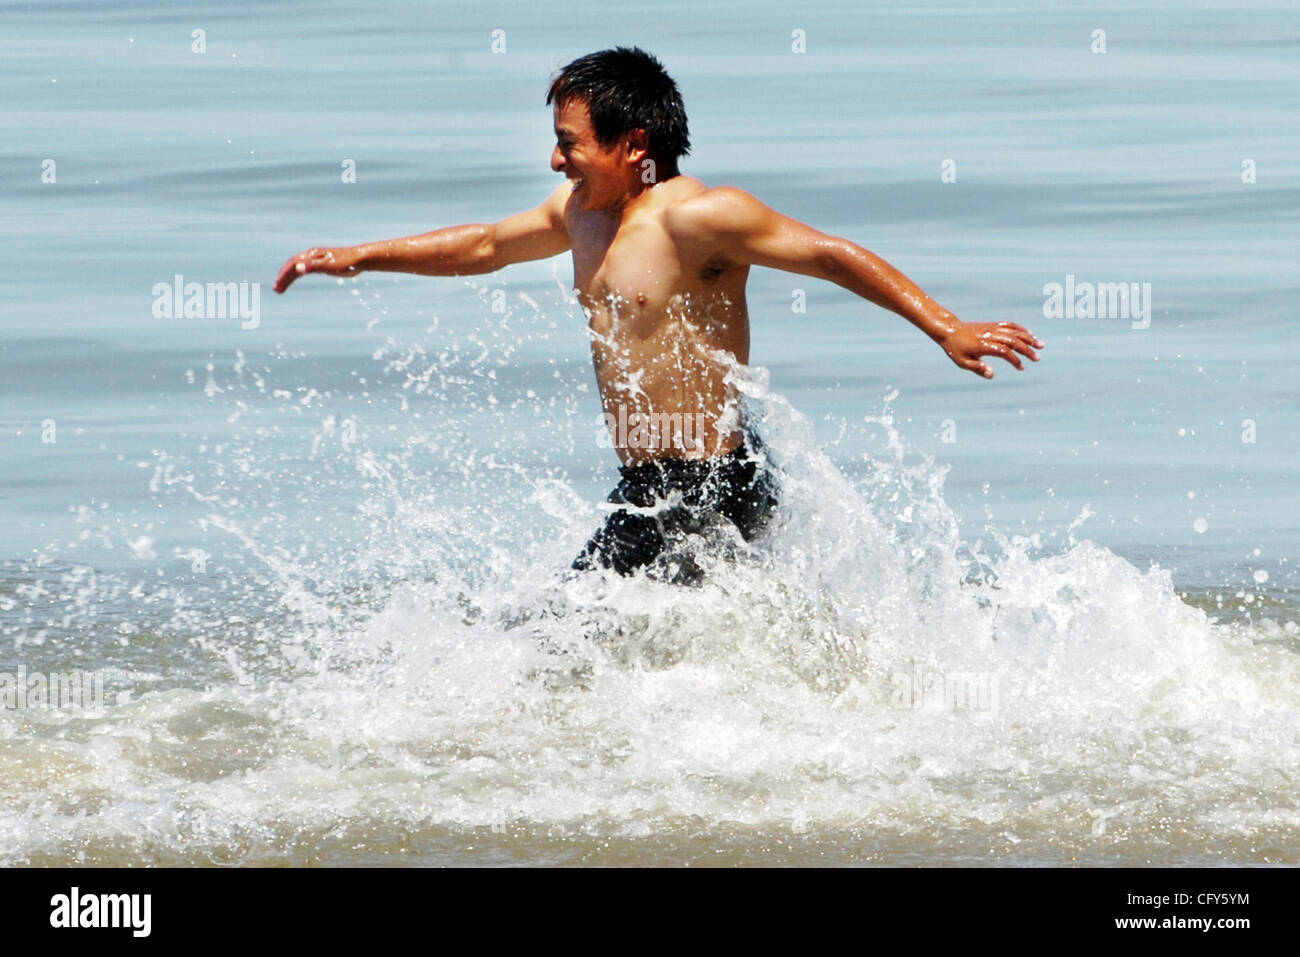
xmin=624 ymin=128 xmax=650 ymax=164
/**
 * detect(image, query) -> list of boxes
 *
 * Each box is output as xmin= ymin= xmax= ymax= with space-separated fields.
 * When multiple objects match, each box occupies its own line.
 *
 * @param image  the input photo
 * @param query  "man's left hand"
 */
xmin=938 ymin=321 xmax=1043 ymax=379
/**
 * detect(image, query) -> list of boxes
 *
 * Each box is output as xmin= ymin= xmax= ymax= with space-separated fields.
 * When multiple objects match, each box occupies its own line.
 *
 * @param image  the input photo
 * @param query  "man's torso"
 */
xmin=564 ymin=176 xmax=751 ymax=465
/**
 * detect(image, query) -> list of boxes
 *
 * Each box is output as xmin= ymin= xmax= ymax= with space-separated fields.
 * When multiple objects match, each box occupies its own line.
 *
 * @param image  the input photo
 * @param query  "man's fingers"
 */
xmin=1006 ymin=327 xmax=1040 ymax=350
xmin=275 ymin=254 xmax=309 ymax=293
xmin=274 ymin=249 xmax=325 ymax=293
xmin=1014 ymin=341 xmax=1040 ymax=362
xmin=957 ymin=323 xmax=1043 ymax=378
xmin=982 ymin=341 xmax=1023 ymax=370
xmin=998 ymin=321 xmax=1045 ymax=349
xmin=274 ymin=257 xmax=304 ymax=294
xmin=985 ymin=329 xmax=1037 ymax=361
xmin=998 ymin=332 xmax=1038 ymax=362
xmin=998 ymin=323 xmax=1040 ymax=345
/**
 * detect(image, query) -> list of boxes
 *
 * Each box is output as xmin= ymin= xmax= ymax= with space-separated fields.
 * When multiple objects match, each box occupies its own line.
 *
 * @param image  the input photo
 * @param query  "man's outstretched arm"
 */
xmin=677 ymin=186 xmax=1042 ymax=378
xmin=274 ymin=184 xmax=571 ymax=294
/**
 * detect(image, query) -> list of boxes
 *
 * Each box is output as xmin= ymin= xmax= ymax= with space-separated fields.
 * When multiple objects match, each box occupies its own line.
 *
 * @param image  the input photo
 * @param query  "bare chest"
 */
xmin=568 ymin=212 xmax=742 ymax=344
xmin=571 ymin=215 xmax=682 ymax=327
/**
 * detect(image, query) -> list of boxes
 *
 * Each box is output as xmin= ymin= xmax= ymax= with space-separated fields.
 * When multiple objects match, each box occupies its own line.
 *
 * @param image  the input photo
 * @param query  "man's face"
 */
xmin=551 ymin=98 xmax=636 ymax=211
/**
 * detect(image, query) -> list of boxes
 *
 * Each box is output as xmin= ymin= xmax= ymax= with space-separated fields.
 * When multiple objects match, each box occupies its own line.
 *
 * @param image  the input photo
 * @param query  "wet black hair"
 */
xmin=546 ymin=46 xmax=690 ymax=172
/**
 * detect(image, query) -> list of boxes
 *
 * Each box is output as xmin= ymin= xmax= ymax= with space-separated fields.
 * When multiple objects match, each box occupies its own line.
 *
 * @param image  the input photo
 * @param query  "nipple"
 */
xmin=636 ymin=292 xmax=647 ymax=305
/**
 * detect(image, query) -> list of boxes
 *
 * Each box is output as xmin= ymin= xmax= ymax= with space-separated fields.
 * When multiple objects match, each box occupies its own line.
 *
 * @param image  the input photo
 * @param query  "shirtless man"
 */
xmin=274 ymin=46 xmax=1043 ymax=583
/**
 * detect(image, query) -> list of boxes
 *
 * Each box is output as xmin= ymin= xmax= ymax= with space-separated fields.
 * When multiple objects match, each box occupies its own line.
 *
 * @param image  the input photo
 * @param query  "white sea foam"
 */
xmin=2 ymin=362 xmax=1297 ymax=866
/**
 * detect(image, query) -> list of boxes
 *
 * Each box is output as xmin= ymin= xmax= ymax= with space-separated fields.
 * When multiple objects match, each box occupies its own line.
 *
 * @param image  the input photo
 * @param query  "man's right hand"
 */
xmin=274 ymin=246 xmax=362 ymax=293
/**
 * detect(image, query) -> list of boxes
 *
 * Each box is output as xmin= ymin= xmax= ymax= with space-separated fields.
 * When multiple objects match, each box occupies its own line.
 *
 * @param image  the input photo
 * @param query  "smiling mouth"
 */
xmin=570 ymin=177 xmax=584 ymax=192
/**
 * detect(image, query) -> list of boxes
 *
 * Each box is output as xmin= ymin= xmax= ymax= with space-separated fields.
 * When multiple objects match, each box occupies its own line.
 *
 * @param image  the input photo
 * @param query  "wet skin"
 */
xmin=275 ymin=98 xmax=1043 ymax=465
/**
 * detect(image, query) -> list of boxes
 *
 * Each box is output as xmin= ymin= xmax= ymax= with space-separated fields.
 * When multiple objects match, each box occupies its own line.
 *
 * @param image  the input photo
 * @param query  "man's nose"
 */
xmin=551 ymin=145 xmax=564 ymax=172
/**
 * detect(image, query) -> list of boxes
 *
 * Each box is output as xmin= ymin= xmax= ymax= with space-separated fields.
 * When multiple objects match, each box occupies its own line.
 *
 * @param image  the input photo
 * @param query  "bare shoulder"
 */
xmin=665 ymin=183 xmax=769 ymax=240
xmin=540 ymin=181 xmax=572 ymax=228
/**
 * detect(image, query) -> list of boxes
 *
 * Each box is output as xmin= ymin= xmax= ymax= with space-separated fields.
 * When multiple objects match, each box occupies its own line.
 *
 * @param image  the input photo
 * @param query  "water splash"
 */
xmin=2 ymin=293 xmax=1297 ymax=866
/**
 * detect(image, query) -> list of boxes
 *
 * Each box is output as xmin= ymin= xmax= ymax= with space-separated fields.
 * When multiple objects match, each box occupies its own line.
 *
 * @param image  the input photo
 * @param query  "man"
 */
xmin=274 ymin=46 xmax=1042 ymax=584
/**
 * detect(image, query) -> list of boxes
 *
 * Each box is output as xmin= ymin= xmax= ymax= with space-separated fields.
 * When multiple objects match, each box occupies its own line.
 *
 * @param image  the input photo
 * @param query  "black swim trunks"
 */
xmin=572 ymin=432 xmax=780 ymax=584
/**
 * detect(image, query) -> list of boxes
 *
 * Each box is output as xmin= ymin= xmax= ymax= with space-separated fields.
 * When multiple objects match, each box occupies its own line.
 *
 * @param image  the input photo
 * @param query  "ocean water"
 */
xmin=1 ymin=0 xmax=1297 ymax=866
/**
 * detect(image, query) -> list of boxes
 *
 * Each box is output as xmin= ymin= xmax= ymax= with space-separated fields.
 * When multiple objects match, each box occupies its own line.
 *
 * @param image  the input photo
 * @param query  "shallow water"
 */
xmin=1 ymin=0 xmax=1297 ymax=865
